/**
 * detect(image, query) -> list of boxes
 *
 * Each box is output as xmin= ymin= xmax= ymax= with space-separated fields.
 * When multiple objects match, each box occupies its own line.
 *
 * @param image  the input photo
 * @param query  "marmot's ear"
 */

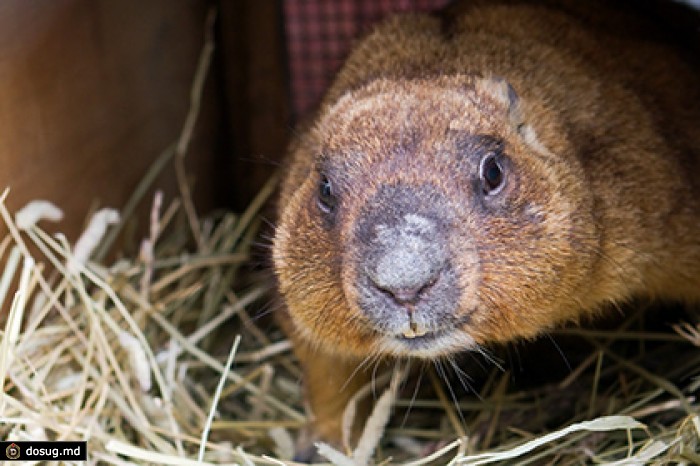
xmin=477 ymin=76 xmax=555 ymax=157
xmin=476 ymin=77 xmax=523 ymax=129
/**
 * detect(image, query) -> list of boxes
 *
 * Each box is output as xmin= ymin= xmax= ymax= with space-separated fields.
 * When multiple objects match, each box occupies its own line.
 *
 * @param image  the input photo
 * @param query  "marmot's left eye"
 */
xmin=479 ymin=154 xmax=506 ymax=195
xmin=318 ymin=175 xmax=337 ymax=213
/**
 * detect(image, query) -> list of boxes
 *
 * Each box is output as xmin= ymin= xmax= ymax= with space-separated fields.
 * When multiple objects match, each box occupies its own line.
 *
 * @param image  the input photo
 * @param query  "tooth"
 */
xmin=402 ymin=323 xmax=430 ymax=339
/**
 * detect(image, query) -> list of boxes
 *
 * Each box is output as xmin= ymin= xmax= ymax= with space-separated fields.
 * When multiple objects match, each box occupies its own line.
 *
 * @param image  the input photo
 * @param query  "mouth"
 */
xmin=380 ymin=316 xmax=475 ymax=357
xmin=395 ymin=329 xmax=450 ymax=349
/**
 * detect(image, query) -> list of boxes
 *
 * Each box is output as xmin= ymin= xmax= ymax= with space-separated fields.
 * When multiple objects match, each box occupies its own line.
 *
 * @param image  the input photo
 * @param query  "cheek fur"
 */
xmin=467 ymin=197 xmax=597 ymax=343
xmin=448 ymin=234 xmax=482 ymax=316
xmin=274 ymin=184 xmax=381 ymax=357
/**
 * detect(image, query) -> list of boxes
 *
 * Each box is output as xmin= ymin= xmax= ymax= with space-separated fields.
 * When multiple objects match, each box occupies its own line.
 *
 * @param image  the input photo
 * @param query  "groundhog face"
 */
xmin=274 ymin=76 xmax=599 ymax=359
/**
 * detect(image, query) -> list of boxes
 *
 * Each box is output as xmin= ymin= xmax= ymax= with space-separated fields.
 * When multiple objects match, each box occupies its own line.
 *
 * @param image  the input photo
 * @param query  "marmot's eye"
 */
xmin=479 ymin=154 xmax=506 ymax=195
xmin=318 ymin=175 xmax=337 ymax=213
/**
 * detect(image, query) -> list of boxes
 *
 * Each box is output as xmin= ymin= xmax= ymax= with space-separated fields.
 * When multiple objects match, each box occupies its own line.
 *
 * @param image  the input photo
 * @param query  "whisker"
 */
xmin=433 ymin=359 xmax=467 ymax=429
xmin=400 ymin=361 xmax=426 ymax=429
xmin=544 ymin=333 xmax=572 ymax=373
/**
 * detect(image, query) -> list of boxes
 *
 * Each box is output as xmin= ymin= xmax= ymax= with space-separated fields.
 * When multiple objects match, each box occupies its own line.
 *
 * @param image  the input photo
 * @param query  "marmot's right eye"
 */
xmin=318 ymin=175 xmax=337 ymax=213
xmin=479 ymin=154 xmax=506 ymax=195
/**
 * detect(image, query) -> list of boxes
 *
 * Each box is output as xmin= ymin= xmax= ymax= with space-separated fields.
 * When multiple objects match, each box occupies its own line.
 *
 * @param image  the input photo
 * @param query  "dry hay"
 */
xmin=1 ymin=9 xmax=700 ymax=466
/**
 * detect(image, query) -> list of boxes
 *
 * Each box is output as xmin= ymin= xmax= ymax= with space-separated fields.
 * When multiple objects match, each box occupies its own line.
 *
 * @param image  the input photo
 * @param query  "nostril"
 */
xmin=374 ymin=273 xmax=439 ymax=305
xmin=379 ymin=285 xmax=420 ymax=305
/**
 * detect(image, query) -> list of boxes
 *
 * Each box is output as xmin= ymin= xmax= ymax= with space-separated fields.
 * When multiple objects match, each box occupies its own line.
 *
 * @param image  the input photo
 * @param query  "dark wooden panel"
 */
xmin=0 ymin=0 xmax=222 ymax=242
xmin=218 ymin=0 xmax=289 ymax=211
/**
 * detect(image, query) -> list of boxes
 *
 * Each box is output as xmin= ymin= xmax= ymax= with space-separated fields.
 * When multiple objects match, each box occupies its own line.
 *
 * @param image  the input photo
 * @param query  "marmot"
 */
xmin=272 ymin=0 xmax=700 ymax=448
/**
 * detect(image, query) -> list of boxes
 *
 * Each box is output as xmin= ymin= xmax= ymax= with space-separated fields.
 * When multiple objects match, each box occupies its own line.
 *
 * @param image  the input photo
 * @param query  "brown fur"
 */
xmin=273 ymin=0 xmax=700 ymax=449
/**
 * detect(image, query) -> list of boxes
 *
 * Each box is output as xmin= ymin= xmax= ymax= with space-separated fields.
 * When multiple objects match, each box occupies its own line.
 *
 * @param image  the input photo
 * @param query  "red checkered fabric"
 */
xmin=284 ymin=0 xmax=451 ymax=120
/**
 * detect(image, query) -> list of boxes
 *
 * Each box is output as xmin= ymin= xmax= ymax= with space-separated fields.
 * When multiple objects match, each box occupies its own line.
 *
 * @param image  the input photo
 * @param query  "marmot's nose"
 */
xmin=354 ymin=184 xmax=459 ymax=326
xmin=368 ymin=248 xmax=443 ymax=306
xmin=366 ymin=215 xmax=447 ymax=306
